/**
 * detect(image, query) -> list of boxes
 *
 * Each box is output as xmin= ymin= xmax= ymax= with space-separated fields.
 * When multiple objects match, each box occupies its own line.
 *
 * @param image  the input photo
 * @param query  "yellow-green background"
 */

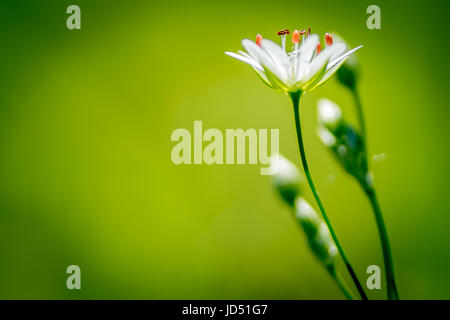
xmin=0 ymin=0 xmax=449 ymax=299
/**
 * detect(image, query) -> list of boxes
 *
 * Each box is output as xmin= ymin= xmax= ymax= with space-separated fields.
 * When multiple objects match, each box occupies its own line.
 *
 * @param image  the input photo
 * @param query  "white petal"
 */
xmin=300 ymin=34 xmax=320 ymax=62
xmin=295 ymin=34 xmax=319 ymax=81
xmin=301 ymin=48 xmax=331 ymax=83
xmin=252 ymin=66 xmax=272 ymax=88
xmin=260 ymin=39 xmax=290 ymax=69
xmin=225 ymin=51 xmax=263 ymax=71
xmin=302 ymin=43 xmax=345 ymax=84
xmin=327 ymin=42 xmax=347 ymax=61
xmin=241 ymin=39 xmax=268 ymax=64
xmin=242 ymin=39 xmax=289 ymax=89
xmin=329 ymin=45 xmax=363 ymax=69
xmin=311 ymin=45 xmax=363 ymax=90
xmin=238 ymin=50 xmax=253 ymax=59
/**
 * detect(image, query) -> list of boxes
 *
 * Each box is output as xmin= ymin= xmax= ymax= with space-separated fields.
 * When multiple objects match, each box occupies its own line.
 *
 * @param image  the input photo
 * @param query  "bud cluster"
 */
xmin=270 ymin=155 xmax=337 ymax=266
xmin=317 ymin=99 xmax=369 ymax=186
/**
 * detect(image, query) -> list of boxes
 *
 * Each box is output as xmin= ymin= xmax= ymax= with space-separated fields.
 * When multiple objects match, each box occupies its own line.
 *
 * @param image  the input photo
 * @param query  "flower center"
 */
xmin=255 ymin=27 xmax=334 ymax=58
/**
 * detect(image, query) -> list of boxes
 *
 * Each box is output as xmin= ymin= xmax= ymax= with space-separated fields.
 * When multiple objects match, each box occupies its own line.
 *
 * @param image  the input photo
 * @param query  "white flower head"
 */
xmin=317 ymin=98 xmax=342 ymax=129
xmin=225 ymin=28 xmax=362 ymax=94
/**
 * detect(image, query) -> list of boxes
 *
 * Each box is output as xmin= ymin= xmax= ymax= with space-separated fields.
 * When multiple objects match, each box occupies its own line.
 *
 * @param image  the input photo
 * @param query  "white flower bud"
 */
xmin=295 ymin=198 xmax=337 ymax=266
xmin=317 ymin=98 xmax=343 ymax=130
xmin=317 ymin=127 xmax=337 ymax=147
xmin=316 ymin=99 xmax=369 ymax=184
xmin=270 ymin=154 xmax=303 ymax=206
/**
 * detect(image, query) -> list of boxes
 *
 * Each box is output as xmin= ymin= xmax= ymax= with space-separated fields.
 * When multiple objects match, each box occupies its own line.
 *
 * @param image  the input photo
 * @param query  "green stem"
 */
xmin=327 ymin=265 xmax=355 ymax=300
xmin=364 ymin=185 xmax=399 ymax=300
xmin=352 ymin=88 xmax=369 ymax=171
xmin=351 ymin=88 xmax=367 ymax=147
xmin=351 ymin=87 xmax=399 ymax=300
xmin=290 ymin=91 xmax=368 ymax=300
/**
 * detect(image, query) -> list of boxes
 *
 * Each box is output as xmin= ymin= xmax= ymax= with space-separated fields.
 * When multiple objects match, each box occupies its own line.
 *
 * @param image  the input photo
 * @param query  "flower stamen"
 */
xmin=300 ymin=29 xmax=306 ymax=42
xmin=292 ymin=30 xmax=301 ymax=52
xmin=292 ymin=30 xmax=300 ymax=43
xmin=277 ymin=29 xmax=290 ymax=52
xmin=256 ymin=34 xmax=263 ymax=47
xmin=325 ymin=33 xmax=333 ymax=46
xmin=316 ymin=42 xmax=322 ymax=54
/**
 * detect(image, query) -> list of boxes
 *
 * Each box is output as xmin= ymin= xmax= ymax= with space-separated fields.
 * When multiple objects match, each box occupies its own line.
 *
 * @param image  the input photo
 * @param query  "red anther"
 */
xmin=307 ymin=27 xmax=311 ymax=37
xmin=292 ymin=30 xmax=300 ymax=44
xmin=325 ymin=33 xmax=333 ymax=46
xmin=256 ymin=34 xmax=263 ymax=47
xmin=299 ymin=29 xmax=306 ymax=36
xmin=277 ymin=29 xmax=290 ymax=36
xmin=316 ymin=42 xmax=322 ymax=54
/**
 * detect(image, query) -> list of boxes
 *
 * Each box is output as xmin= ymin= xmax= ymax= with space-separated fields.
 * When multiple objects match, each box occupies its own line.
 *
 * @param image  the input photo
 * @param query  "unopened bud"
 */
xmin=270 ymin=154 xmax=303 ymax=206
xmin=317 ymin=127 xmax=337 ymax=147
xmin=317 ymin=98 xmax=343 ymax=131
xmin=316 ymin=98 xmax=369 ymax=184
xmin=295 ymin=198 xmax=337 ymax=266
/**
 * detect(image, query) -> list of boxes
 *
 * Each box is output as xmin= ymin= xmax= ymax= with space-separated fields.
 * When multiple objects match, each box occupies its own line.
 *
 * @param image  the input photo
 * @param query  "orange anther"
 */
xmin=292 ymin=30 xmax=300 ymax=44
xmin=256 ymin=34 xmax=263 ymax=47
xmin=325 ymin=33 xmax=333 ymax=46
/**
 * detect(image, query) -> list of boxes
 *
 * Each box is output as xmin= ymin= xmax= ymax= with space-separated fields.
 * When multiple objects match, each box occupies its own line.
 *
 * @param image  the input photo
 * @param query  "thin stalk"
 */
xmin=351 ymin=88 xmax=367 ymax=147
xmin=290 ymin=91 xmax=368 ymax=300
xmin=351 ymin=87 xmax=399 ymax=300
xmin=352 ymin=88 xmax=369 ymax=170
xmin=364 ymin=185 xmax=399 ymax=300
xmin=326 ymin=265 xmax=355 ymax=300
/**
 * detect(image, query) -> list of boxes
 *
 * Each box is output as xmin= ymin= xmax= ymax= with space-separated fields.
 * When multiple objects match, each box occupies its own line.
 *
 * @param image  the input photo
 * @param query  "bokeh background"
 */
xmin=0 ymin=0 xmax=449 ymax=299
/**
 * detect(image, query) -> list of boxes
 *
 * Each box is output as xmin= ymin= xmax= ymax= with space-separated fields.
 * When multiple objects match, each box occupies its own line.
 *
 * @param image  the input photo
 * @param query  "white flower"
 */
xmin=225 ymin=29 xmax=362 ymax=94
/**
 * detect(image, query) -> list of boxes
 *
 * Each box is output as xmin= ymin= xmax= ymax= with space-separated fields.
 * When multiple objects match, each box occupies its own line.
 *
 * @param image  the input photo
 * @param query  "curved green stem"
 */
xmin=364 ymin=186 xmax=399 ymax=300
xmin=327 ymin=265 xmax=355 ymax=300
xmin=290 ymin=91 xmax=368 ymax=300
xmin=351 ymin=87 xmax=399 ymax=300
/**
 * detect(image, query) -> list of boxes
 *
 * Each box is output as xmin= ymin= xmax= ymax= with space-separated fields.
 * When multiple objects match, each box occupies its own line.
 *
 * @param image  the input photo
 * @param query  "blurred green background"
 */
xmin=0 ymin=0 xmax=449 ymax=299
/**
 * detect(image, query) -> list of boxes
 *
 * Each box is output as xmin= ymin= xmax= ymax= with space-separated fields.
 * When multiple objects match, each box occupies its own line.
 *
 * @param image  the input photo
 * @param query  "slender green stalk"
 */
xmin=351 ymin=88 xmax=367 ymax=148
xmin=290 ymin=91 xmax=368 ymax=300
xmin=326 ymin=265 xmax=355 ymax=300
xmin=363 ymin=185 xmax=399 ymax=300
xmin=351 ymin=87 xmax=399 ymax=300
